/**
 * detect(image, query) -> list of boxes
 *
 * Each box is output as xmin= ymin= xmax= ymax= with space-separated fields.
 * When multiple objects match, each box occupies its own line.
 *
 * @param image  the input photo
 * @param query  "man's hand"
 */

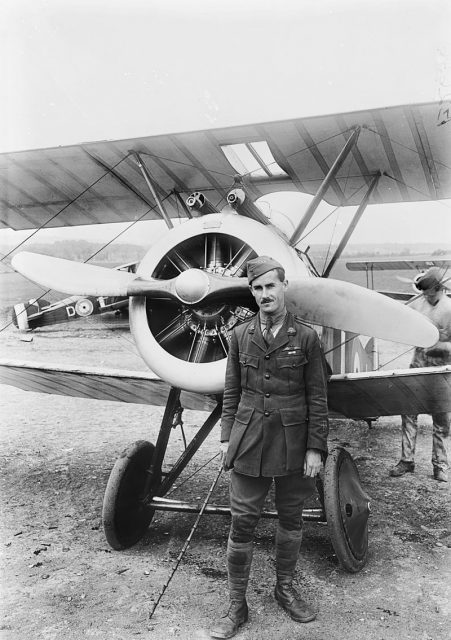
xmin=220 ymin=441 xmax=229 ymax=470
xmin=303 ymin=449 xmax=322 ymax=477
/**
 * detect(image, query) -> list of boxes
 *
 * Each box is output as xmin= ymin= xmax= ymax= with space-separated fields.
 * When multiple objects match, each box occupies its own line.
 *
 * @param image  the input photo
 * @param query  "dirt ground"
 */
xmin=0 ymin=317 xmax=450 ymax=640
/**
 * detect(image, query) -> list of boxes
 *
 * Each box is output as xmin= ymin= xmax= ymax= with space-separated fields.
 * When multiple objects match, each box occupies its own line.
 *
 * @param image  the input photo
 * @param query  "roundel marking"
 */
xmin=75 ymin=298 xmax=95 ymax=317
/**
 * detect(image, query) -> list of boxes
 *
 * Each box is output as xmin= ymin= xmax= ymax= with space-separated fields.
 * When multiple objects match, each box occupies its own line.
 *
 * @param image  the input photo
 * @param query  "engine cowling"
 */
xmin=129 ymin=212 xmax=304 ymax=393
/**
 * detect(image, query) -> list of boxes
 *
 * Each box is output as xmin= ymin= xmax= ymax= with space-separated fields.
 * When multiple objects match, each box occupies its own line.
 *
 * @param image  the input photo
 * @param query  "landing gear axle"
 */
xmin=102 ymin=393 xmax=371 ymax=572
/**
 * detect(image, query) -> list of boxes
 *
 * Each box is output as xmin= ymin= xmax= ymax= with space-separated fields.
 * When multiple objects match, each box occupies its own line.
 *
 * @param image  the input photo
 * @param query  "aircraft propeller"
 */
xmin=11 ymin=251 xmax=250 ymax=304
xmin=396 ymin=273 xmax=451 ymax=290
xmin=286 ymin=278 xmax=438 ymax=347
xmin=12 ymin=249 xmax=438 ymax=349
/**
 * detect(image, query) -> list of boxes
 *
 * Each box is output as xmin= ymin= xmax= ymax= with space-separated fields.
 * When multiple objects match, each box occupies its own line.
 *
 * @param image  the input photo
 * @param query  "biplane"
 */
xmin=11 ymin=261 xmax=136 ymax=330
xmin=346 ymin=255 xmax=451 ymax=300
xmin=1 ymin=101 xmax=451 ymax=573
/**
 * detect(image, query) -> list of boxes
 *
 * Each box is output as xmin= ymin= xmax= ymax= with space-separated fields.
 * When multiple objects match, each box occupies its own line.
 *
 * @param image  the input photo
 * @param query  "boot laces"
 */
xmin=225 ymin=600 xmax=244 ymax=618
xmin=280 ymin=582 xmax=302 ymax=602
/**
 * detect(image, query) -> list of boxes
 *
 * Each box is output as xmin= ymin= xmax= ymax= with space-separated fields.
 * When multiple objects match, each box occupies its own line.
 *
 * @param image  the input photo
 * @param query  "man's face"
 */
xmin=249 ymin=269 xmax=287 ymax=315
xmin=422 ymin=286 xmax=442 ymax=306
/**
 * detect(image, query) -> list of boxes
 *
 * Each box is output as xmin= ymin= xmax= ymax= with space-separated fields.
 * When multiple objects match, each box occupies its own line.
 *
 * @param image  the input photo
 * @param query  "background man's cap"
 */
xmin=414 ymin=267 xmax=448 ymax=291
xmin=247 ymin=255 xmax=283 ymax=283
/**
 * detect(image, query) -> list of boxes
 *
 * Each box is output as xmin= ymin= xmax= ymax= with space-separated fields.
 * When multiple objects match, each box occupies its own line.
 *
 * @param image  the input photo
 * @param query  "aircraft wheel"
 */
xmin=75 ymin=298 xmax=95 ymax=317
xmin=323 ymin=447 xmax=370 ymax=573
xmin=102 ymin=440 xmax=161 ymax=550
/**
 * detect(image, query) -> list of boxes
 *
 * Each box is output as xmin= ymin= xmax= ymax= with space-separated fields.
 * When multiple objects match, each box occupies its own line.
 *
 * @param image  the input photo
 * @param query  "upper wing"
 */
xmin=1 ymin=102 xmax=450 ymax=231
xmin=1 ymin=359 xmax=450 ymax=419
xmin=328 ymin=366 xmax=451 ymax=418
xmin=347 ymin=256 xmax=451 ymax=271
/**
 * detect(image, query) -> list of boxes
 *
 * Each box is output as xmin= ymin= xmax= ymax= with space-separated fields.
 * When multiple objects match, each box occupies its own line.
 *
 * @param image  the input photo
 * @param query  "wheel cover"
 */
xmin=324 ymin=447 xmax=371 ymax=571
xmin=337 ymin=454 xmax=370 ymax=558
xmin=102 ymin=440 xmax=160 ymax=550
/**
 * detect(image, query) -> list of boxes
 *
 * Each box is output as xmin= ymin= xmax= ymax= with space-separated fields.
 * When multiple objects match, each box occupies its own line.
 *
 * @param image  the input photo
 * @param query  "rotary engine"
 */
xmin=130 ymin=212 xmax=303 ymax=394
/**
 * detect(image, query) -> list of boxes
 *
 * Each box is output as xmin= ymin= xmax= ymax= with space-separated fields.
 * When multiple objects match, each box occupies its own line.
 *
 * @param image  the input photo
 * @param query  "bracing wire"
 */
xmin=239 ymin=128 xmax=354 ymax=181
xmin=166 ymin=453 xmax=220 ymax=497
xmin=0 ymin=154 xmax=132 ymax=263
xmin=0 ymin=189 xmax=172 ymax=334
xmin=148 ymin=464 xmax=223 ymax=621
xmin=323 ymin=333 xmax=415 ymax=371
xmin=364 ymin=125 xmax=451 ymax=172
xmin=295 ymin=183 xmax=367 ymax=245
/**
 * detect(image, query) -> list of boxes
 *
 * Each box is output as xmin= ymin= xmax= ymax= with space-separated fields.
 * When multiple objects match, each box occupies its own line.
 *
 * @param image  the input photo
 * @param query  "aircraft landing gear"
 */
xmin=102 ymin=391 xmax=371 ymax=573
xmin=102 ymin=440 xmax=161 ymax=550
xmin=102 ymin=387 xmax=223 ymax=550
xmin=322 ymin=447 xmax=371 ymax=572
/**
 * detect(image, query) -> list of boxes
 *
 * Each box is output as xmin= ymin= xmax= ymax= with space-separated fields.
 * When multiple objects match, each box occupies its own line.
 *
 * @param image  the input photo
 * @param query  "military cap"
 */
xmin=414 ymin=267 xmax=448 ymax=291
xmin=247 ymin=255 xmax=284 ymax=284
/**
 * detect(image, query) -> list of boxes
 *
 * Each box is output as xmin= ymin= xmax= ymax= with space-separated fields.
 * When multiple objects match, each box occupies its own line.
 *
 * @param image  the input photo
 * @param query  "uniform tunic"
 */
xmin=221 ymin=311 xmax=329 ymax=477
xmin=401 ymin=293 xmax=451 ymax=470
xmin=409 ymin=294 xmax=451 ymax=367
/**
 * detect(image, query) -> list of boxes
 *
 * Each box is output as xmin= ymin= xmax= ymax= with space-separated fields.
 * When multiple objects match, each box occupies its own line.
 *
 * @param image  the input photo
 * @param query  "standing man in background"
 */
xmin=211 ymin=256 xmax=329 ymax=639
xmin=390 ymin=267 xmax=451 ymax=483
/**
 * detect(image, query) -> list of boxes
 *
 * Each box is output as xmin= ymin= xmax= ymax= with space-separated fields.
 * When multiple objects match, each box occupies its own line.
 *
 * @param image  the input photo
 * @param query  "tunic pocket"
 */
xmin=276 ymin=354 xmax=307 ymax=369
xmin=280 ymin=407 xmax=308 ymax=471
xmin=280 ymin=407 xmax=307 ymax=426
xmin=276 ymin=354 xmax=307 ymax=392
xmin=226 ymin=405 xmax=255 ymax=470
xmin=239 ymin=352 xmax=259 ymax=389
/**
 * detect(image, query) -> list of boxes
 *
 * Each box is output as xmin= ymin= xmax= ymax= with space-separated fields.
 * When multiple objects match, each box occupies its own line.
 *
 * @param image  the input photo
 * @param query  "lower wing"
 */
xmin=0 ymin=359 xmax=217 ymax=412
xmin=328 ymin=366 xmax=451 ymax=418
xmin=1 ymin=359 xmax=450 ymax=419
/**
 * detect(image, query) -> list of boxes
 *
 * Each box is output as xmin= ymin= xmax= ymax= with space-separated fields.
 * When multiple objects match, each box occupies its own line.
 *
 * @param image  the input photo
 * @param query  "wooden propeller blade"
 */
xmin=11 ymin=252 xmax=250 ymax=303
xmin=12 ymin=252 xmax=139 ymax=297
xmin=287 ymin=277 xmax=439 ymax=348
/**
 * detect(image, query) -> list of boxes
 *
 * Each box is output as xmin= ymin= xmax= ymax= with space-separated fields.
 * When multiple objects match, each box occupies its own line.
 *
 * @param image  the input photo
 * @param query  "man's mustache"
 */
xmin=261 ymin=298 xmax=273 ymax=304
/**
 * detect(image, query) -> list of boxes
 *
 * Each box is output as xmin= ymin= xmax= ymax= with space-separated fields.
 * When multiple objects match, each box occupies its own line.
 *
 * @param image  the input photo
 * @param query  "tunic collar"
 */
xmin=249 ymin=311 xmax=293 ymax=353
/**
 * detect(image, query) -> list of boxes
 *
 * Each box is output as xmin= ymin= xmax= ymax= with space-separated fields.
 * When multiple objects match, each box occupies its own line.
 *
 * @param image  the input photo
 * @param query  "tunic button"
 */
xmin=264 ymin=410 xmax=270 ymax=417
xmin=264 ymin=355 xmax=270 ymax=360
xmin=265 ymin=393 xmax=270 ymax=398
xmin=265 ymin=373 xmax=270 ymax=379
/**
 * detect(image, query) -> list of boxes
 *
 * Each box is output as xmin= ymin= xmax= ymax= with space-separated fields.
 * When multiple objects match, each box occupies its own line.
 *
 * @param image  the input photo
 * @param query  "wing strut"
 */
xmin=130 ymin=151 xmax=174 ymax=229
xmin=82 ymin=149 xmax=162 ymax=213
xmin=289 ymin=126 xmax=361 ymax=246
xmin=322 ymin=172 xmax=381 ymax=277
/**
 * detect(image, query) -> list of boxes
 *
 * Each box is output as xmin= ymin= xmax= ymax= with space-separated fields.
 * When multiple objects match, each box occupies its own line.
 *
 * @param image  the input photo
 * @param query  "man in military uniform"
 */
xmin=390 ymin=267 xmax=451 ymax=483
xmin=210 ymin=256 xmax=329 ymax=639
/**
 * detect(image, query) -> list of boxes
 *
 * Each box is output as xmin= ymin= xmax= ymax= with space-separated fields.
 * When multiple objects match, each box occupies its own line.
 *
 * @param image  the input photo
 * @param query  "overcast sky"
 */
xmin=2 ymin=0 xmax=451 ymax=247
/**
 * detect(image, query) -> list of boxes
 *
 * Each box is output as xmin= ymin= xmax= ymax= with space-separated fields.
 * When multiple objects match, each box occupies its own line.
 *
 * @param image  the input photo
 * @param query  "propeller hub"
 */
xmin=175 ymin=269 xmax=210 ymax=304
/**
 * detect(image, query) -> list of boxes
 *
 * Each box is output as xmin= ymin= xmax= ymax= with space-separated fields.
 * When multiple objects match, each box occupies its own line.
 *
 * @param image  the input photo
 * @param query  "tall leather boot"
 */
xmin=210 ymin=537 xmax=253 ymax=639
xmin=274 ymin=525 xmax=316 ymax=623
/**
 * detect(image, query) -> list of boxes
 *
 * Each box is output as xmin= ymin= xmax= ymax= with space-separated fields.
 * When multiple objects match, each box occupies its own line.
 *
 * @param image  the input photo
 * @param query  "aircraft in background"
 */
xmin=11 ymin=261 xmax=136 ymax=330
xmin=1 ymin=101 xmax=450 ymax=573
xmin=346 ymin=256 xmax=451 ymax=300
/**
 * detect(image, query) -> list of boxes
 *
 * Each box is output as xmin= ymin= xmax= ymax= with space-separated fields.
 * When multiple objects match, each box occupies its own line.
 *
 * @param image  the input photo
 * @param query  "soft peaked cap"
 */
xmin=247 ymin=255 xmax=284 ymax=284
